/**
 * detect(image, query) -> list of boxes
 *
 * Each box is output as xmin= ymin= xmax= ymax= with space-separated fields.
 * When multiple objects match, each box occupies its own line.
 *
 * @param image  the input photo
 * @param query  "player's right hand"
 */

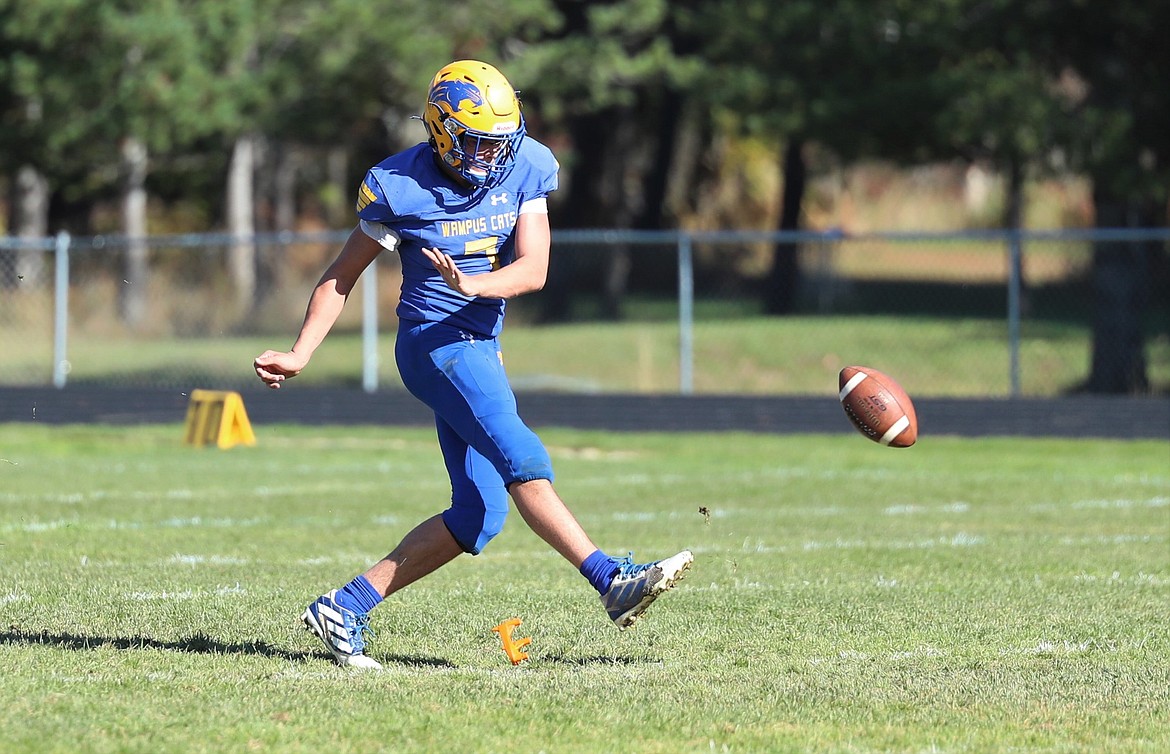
xmin=253 ymin=350 xmax=307 ymax=389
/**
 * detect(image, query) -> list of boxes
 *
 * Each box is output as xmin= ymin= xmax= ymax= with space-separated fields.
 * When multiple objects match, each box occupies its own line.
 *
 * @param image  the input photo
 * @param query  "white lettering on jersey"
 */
xmin=490 ymin=211 xmax=518 ymax=232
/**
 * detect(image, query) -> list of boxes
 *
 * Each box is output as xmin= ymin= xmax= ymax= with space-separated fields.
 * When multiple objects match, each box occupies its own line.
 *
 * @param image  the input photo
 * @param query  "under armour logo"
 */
xmin=490 ymin=192 xmax=509 ymax=206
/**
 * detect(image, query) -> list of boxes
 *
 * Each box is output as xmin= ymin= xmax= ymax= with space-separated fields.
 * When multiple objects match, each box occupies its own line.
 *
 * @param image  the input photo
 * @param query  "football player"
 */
xmin=254 ymin=60 xmax=693 ymax=668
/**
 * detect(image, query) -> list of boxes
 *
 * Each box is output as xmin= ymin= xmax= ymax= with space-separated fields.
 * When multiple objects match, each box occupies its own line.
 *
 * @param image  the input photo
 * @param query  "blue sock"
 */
xmin=580 ymin=550 xmax=620 ymax=595
xmin=333 ymin=575 xmax=383 ymax=614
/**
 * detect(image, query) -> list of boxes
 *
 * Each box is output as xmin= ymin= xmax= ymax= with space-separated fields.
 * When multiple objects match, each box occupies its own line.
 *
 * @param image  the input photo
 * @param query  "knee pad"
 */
xmin=442 ymin=483 xmax=510 ymax=555
xmin=478 ymin=412 xmax=555 ymax=484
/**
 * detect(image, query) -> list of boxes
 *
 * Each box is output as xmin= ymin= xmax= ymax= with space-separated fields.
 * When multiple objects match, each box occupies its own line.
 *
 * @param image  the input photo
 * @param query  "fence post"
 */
xmin=52 ymin=231 xmax=71 ymax=389
xmin=362 ymin=257 xmax=378 ymax=393
xmin=1006 ymin=229 xmax=1023 ymax=397
xmin=678 ymin=231 xmax=694 ymax=395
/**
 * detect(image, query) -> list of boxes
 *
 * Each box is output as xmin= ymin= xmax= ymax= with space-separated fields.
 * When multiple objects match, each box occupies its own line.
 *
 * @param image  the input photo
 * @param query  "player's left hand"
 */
xmin=422 ymin=247 xmax=480 ymax=297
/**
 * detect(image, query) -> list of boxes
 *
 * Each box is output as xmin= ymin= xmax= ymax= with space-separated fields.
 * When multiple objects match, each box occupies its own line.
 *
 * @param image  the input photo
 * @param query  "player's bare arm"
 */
xmin=254 ymin=228 xmax=382 ymax=388
xmin=422 ymin=211 xmax=550 ymax=299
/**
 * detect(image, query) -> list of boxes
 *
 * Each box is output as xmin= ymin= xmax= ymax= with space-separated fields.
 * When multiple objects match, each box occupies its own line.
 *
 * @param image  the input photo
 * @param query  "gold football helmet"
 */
xmin=422 ymin=60 xmax=526 ymax=188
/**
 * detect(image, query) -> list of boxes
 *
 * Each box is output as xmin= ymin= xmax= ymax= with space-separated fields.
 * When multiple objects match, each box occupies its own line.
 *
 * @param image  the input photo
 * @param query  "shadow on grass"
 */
xmin=541 ymin=654 xmax=660 ymax=666
xmin=0 ymin=628 xmax=455 ymax=668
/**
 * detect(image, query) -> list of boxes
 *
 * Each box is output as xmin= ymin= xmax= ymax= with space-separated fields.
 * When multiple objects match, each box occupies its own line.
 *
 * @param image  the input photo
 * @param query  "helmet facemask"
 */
xmin=440 ymin=114 xmax=525 ymax=188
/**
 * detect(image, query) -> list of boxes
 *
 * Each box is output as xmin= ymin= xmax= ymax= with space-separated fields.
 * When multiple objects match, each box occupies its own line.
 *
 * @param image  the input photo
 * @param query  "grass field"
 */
xmin=1 ymin=423 xmax=1167 ymax=753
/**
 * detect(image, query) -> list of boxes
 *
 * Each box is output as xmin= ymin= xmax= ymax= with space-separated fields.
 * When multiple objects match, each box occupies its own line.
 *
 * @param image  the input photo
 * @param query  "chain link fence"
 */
xmin=2 ymin=229 xmax=1167 ymax=397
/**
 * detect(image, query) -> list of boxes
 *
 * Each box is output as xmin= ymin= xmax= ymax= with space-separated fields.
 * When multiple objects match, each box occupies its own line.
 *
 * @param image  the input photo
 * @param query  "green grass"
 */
xmin=1 ymin=423 xmax=1167 ymax=753
xmin=3 ymin=312 xmax=1167 ymax=395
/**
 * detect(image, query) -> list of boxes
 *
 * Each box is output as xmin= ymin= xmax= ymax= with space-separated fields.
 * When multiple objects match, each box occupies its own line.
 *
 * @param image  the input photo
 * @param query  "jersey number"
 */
xmin=465 ymin=237 xmax=501 ymax=270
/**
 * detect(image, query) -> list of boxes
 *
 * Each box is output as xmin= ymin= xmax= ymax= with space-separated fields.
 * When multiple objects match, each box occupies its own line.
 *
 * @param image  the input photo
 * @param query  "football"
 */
xmin=838 ymin=366 xmax=918 ymax=447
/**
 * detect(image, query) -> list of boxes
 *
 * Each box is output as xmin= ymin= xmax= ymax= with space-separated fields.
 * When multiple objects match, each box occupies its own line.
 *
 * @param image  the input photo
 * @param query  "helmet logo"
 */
xmin=431 ymin=80 xmax=483 ymax=113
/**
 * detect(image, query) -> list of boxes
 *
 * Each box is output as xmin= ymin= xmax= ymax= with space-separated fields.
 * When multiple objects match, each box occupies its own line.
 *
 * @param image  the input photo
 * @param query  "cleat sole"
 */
xmin=613 ymin=551 xmax=694 ymax=630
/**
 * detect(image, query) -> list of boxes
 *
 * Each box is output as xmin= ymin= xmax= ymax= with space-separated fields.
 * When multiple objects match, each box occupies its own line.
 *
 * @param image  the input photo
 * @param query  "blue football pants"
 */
xmin=395 ymin=320 xmax=554 ymax=554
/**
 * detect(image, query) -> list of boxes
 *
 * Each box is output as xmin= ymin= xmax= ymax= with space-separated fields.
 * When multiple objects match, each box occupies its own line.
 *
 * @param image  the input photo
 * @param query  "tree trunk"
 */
xmin=634 ymin=92 xmax=682 ymax=230
xmin=120 ymin=137 xmax=149 ymax=329
xmin=763 ymin=139 xmax=806 ymax=315
xmin=541 ymin=112 xmax=610 ymax=323
xmin=251 ymin=140 xmax=299 ymax=315
xmin=227 ymin=133 xmax=257 ymax=315
xmin=1003 ymin=156 xmax=1029 ymax=316
xmin=545 ymin=109 xmax=642 ymax=321
xmin=325 ymin=146 xmax=349 ymax=227
xmin=1085 ymin=189 xmax=1152 ymax=394
xmin=8 ymin=165 xmax=50 ymax=288
xmin=599 ymin=111 xmax=642 ymax=320
xmin=663 ymin=99 xmax=708 ymax=223
xmin=273 ymin=142 xmax=299 ymax=234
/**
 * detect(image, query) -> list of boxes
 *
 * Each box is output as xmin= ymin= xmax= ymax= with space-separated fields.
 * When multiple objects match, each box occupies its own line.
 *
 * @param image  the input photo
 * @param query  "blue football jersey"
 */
xmin=356 ymin=138 xmax=559 ymax=337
